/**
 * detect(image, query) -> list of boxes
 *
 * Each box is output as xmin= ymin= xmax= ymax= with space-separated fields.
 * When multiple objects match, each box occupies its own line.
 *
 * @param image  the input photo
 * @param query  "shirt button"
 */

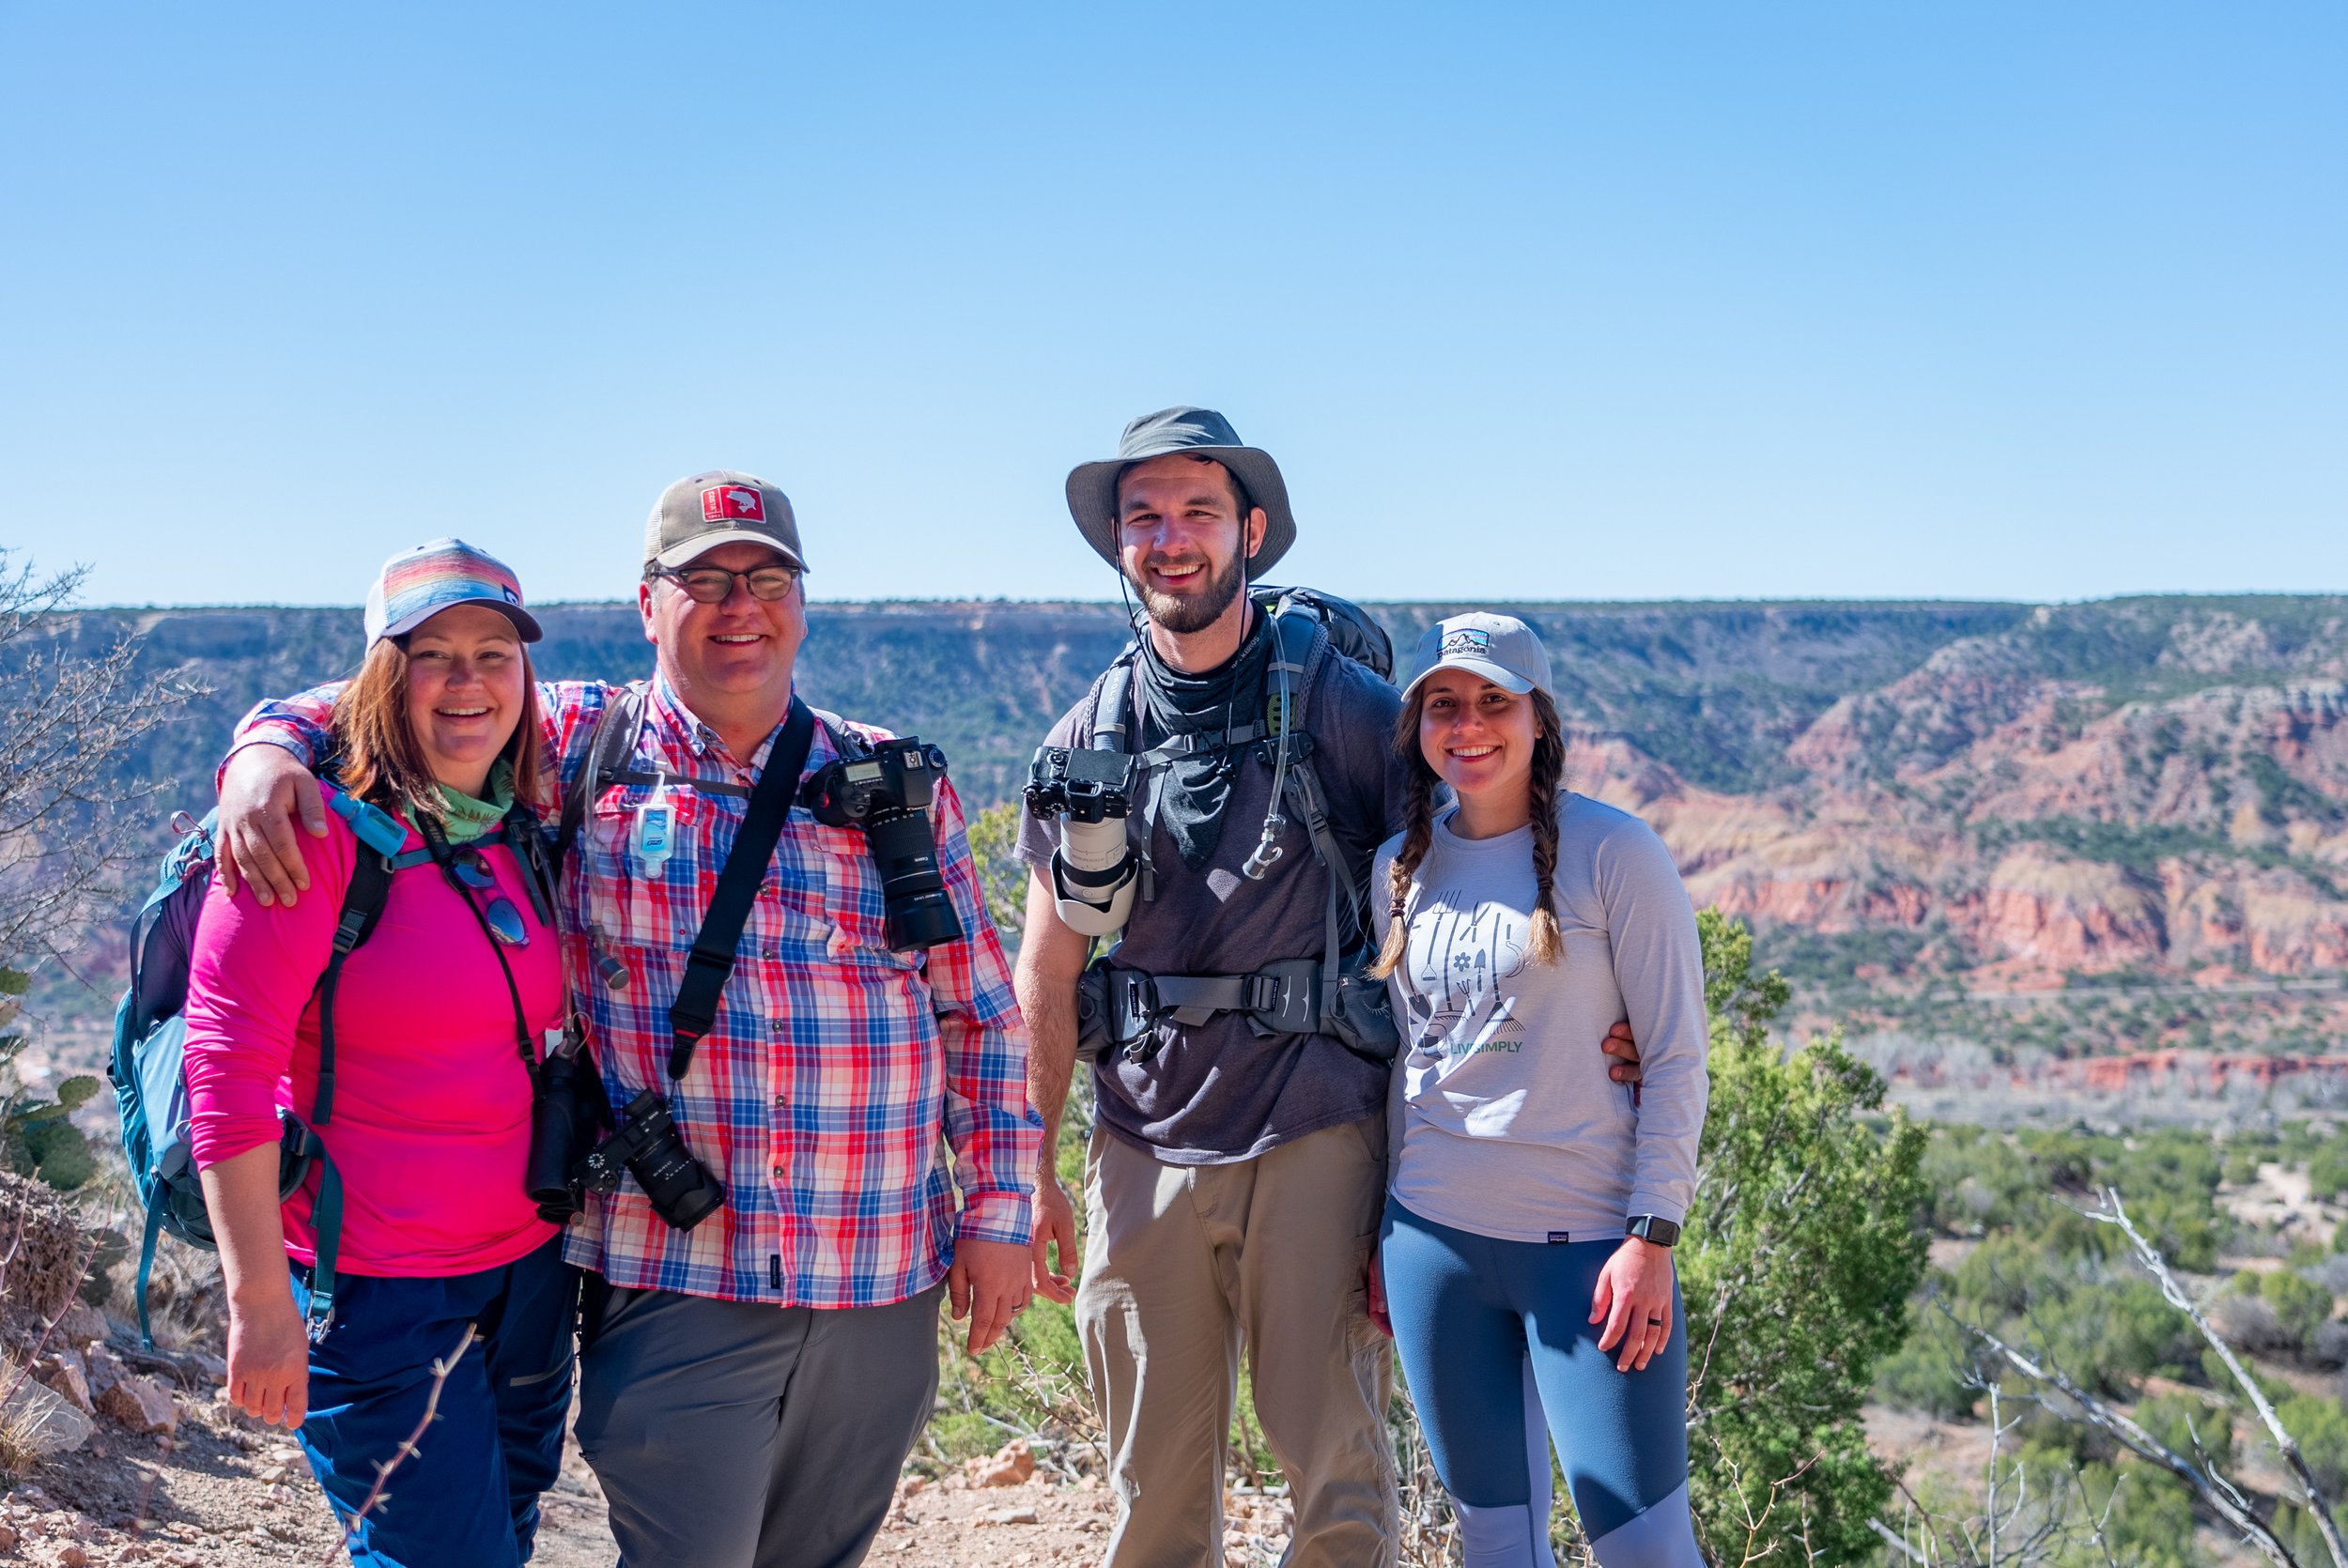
xmin=763 ymin=947 xmax=778 ymax=960
xmin=770 ymin=1163 xmax=783 ymax=1179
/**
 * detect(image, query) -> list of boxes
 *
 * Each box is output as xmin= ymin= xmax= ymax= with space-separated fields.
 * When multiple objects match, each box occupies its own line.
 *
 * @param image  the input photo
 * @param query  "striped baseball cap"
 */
xmin=363 ymin=537 xmax=543 ymax=649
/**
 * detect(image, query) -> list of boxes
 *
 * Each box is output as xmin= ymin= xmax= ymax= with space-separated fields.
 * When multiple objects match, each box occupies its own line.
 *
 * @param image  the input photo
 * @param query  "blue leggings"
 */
xmin=1380 ymin=1199 xmax=1702 ymax=1568
xmin=289 ymin=1236 xmax=579 ymax=1567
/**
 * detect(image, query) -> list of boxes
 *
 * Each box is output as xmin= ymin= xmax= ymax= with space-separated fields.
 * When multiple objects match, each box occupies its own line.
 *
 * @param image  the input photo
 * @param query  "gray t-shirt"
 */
xmin=1018 ymin=651 xmax=1405 ymax=1164
xmin=1371 ymin=792 xmax=1709 ymax=1242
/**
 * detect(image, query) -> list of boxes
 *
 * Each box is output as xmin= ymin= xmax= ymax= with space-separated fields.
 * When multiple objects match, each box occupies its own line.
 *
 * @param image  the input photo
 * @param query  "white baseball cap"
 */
xmin=1399 ymin=612 xmax=1553 ymax=702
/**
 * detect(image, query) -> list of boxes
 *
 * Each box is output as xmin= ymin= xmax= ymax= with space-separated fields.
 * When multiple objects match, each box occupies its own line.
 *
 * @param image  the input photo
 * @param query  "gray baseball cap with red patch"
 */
xmin=643 ymin=470 xmax=809 ymax=572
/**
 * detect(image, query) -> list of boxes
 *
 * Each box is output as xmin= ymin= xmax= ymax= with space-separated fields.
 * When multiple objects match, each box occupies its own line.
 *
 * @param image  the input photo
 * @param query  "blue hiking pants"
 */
xmin=1379 ymin=1199 xmax=1702 ymax=1568
xmin=288 ymin=1236 xmax=579 ymax=1568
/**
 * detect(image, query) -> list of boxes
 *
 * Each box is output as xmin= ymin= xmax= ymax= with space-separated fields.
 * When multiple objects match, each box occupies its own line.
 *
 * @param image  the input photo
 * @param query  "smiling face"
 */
xmin=1115 ymin=454 xmax=1267 ymax=636
xmin=401 ymin=603 xmax=528 ymax=795
xmin=1417 ymin=669 xmax=1541 ymax=826
xmin=638 ymin=540 xmax=808 ymax=720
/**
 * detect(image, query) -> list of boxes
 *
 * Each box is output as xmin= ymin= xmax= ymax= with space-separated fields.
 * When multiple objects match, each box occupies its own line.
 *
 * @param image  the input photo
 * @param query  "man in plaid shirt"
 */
xmin=215 ymin=470 xmax=1041 ymax=1568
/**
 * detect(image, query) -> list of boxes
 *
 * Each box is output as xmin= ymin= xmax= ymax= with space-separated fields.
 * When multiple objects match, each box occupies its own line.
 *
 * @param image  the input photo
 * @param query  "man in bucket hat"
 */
xmin=1015 ymin=407 xmax=1407 ymax=1566
xmin=209 ymin=471 xmax=1041 ymax=1568
xmin=1019 ymin=408 xmax=1648 ymax=1567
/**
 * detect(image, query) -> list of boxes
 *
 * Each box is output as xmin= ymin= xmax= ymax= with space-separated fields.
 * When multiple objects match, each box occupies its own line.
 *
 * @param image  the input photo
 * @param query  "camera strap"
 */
xmin=668 ymin=697 xmax=817 ymax=1080
xmin=415 ymin=811 xmax=540 ymax=1078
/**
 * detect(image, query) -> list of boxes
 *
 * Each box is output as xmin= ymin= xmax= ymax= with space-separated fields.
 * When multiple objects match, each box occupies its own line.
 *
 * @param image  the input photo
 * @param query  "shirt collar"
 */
xmin=646 ymin=670 xmax=817 ymax=774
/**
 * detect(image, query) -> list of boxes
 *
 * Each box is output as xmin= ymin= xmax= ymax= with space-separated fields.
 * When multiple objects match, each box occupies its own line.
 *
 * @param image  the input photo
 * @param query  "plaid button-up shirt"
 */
xmin=233 ymin=673 xmax=1039 ymax=1308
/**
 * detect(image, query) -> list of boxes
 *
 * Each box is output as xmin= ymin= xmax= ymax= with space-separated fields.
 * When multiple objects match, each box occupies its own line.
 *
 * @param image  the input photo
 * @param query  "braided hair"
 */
xmin=1523 ymin=688 xmax=1568 ymax=966
xmin=1368 ymin=684 xmax=1569 ymax=981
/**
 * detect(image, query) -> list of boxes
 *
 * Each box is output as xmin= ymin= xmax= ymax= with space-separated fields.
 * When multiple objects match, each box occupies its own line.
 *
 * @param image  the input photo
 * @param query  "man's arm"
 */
xmin=218 ymin=678 xmax=611 ymax=905
xmin=215 ymin=685 xmax=343 ymax=906
xmin=923 ymin=777 xmax=1045 ymax=1353
xmin=1012 ymin=869 xmax=1089 ymax=1305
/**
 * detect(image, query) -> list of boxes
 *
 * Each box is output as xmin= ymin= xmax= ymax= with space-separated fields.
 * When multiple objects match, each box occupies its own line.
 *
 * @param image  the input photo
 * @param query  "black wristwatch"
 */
xmin=1626 ymin=1215 xmax=1681 ymax=1248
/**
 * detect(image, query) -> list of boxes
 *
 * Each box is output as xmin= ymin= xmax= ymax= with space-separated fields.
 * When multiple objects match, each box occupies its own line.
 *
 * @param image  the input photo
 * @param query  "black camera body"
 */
xmin=579 ymin=1088 xmax=727 ymax=1231
xmin=1026 ymin=746 xmax=1138 ymax=825
xmin=802 ymin=736 xmax=964 ymax=952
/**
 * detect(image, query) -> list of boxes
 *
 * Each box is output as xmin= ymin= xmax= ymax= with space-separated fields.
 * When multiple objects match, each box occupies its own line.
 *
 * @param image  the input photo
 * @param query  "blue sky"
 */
xmin=2 ymin=3 xmax=2341 ymax=607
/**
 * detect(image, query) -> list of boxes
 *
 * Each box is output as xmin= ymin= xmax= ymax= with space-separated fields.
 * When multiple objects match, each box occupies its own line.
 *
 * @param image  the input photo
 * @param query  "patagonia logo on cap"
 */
xmin=1442 ymin=627 xmax=1492 ymax=658
xmin=702 ymin=484 xmax=766 ymax=524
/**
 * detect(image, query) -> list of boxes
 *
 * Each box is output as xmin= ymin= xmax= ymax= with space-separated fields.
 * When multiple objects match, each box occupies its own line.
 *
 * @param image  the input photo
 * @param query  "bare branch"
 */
xmin=1868 ymin=1517 xmax=1932 ymax=1563
xmin=322 ymin=1322 xmax=477 ymax=1563
xmin=1945 ymin=1301 xmax=2301 ymax=1567
xmin=2088 ymin=1186 xmax=2348 ymax=1568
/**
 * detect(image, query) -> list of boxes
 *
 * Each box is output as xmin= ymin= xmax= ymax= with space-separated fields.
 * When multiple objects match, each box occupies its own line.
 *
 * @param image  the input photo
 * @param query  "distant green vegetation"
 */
xmin=1876 ymin=1117 xmax=2348 ymax=1562
xmin=1974 ymin=812 xmax=2344 ymax=896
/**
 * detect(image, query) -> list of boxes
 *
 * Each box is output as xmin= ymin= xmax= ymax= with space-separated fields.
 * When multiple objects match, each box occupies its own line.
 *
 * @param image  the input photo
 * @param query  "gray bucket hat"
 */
xmin=1064 ymin=407 xmax=1295 ymax=576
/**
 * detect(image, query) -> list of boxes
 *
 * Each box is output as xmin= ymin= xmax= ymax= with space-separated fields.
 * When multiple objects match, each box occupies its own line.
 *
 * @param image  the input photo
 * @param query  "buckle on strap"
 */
xmin=1104 ymin=968 xmax=1160 ymax=1046
xmin=1244 ymin=958 xmax=1321 ymax=1036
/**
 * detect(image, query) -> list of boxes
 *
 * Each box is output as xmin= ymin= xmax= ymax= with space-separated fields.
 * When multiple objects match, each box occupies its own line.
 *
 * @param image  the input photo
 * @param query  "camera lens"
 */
xmin=864 ymin=811 xmax=964 ymax=951
xmin=618 ymin=1094 xmax=727 ymax=1231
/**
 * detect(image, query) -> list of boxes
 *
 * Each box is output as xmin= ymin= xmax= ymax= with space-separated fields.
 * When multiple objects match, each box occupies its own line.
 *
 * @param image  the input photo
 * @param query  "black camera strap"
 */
xmin=669 ymin=697 xmax=817 ymax=1080
xmin=415 ymin=811 xmax=539 ymax=1076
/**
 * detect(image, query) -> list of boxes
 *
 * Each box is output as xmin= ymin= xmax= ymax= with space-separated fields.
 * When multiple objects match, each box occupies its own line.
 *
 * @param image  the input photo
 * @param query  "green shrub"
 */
xmin=1681 ymin=912 xmax=1929 ymax=1565
xmin=0 ymin=971 xmax=100 ymax=1192
xmin=1872 ymin=1309 xmax=1977 ymax=1420
xmin=2263 ymin=1268 xmax=2336 ymax=1347
xmin=2135 ymin=1391 xmax=2235 ymax=1474
xmin=2277 ymin=1393 xmax=2348 ymax=1499
xmin=2310 ymin=1144 xmax=2348 ymax=1202
xmin=2073 ymin=1459 xmax=2201 ymax=1568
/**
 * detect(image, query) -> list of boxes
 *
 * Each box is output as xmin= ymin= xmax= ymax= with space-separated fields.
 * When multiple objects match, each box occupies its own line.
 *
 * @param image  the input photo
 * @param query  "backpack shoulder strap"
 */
xmin=818 ymin=713 xmax=867 ymax=760
xmin=1090 ymin=651 xmax=1137 ymax=752
xmin=309 ymin=842 xmax=394 ymax=1129
xmin=555 ymin=683 xmax=649 ymax=869
xmin=1264 ymin=600 xmax=1333 ymax=742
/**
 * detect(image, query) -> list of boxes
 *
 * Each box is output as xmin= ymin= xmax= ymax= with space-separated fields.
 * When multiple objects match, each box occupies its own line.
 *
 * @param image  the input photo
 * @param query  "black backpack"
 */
xmin=1078 ymin=586 xmax=1402 ymax=1064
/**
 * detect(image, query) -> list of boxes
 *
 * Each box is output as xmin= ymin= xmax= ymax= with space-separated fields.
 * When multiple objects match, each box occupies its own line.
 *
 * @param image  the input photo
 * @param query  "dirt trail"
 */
xmin=22 ymin=1337 xmax=1201 ymax=1568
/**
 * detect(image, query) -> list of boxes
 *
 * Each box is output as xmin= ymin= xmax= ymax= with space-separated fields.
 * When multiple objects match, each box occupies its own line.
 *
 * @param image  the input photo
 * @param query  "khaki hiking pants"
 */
xmin=1078 ymin=1118 xmax=1399 ymax=1568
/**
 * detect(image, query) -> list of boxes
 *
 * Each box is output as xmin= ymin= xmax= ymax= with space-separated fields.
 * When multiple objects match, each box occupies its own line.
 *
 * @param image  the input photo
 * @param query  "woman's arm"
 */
xmin=1598 ymin=819 xmax=1710 ymax=1227
xmin=198 ymin=1146 xmax=311 ymax=1426
xmin=1589 ymin=814 xmax=1711 ymax=1372
xmin=183 ymin=790 xmax=350 ymax=1422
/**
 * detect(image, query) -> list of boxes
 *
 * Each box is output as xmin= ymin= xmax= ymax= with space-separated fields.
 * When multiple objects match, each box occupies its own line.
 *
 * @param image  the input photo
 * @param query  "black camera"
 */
xmin=801 ymin=736 xmax=964 ymax=952
xmin=1026 ymin=746 xmax=1138 ymax=824
xmin=579 ymin=1089 xmax=727 ymax=1231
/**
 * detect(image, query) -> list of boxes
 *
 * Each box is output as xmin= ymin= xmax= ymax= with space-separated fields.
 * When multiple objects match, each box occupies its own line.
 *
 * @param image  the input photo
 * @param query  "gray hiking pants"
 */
xmin=574 ymin=1281 xmax=943 ymax=1568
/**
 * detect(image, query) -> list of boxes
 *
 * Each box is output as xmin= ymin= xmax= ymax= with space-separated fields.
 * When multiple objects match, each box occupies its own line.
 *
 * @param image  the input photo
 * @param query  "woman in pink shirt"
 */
xmin=184 ymin=539 xmax=574 ymax=1568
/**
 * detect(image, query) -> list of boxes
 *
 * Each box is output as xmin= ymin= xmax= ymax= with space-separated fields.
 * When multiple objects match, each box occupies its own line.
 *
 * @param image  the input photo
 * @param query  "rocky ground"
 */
xmin=12 ymin=1399 xmax=1252 ymax=1568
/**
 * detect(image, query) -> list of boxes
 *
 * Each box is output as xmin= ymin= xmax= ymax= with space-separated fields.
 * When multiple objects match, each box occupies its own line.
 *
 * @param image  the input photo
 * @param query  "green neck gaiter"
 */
xmin=437 ymin=759 xmax=516 ymax=844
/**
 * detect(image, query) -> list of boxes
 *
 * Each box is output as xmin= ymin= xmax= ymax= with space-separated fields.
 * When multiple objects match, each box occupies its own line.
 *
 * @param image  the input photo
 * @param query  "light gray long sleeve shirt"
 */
xmin=1371 ymin=792 xmax=1709 ymax=1242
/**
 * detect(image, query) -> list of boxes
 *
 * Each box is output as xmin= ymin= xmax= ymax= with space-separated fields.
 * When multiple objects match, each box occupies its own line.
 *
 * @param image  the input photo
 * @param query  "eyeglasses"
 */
xmin=648 ymin=563 xmax=801 ymax=604
xmin=451 ymin=847 xmax=530 ymax=947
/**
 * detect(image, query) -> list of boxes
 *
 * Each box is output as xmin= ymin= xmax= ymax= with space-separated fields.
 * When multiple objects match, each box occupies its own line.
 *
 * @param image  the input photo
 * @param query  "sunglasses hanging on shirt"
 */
xmin=444 ymin=843 xmax=530 ymax=947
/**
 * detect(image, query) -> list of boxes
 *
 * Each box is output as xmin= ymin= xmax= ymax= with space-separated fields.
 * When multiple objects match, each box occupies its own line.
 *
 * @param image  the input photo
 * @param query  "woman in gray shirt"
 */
xmin=1369 ymin=613 xmax=1708 ymax=1568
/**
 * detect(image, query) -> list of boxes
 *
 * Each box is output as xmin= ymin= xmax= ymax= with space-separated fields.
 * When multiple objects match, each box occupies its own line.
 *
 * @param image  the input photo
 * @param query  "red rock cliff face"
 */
xmin=1571 ymin=609 xmax=2348 ymax=989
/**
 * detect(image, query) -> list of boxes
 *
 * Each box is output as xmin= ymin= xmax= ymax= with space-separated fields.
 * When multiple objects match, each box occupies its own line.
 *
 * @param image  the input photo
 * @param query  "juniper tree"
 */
xmin=1682 ymin=909 xmax=1932 ymax=1562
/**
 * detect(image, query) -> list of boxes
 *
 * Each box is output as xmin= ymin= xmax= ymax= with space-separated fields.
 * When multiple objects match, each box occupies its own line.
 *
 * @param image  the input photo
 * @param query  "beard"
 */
xmin=1133 ymin=549 xmax=1247 ymax=635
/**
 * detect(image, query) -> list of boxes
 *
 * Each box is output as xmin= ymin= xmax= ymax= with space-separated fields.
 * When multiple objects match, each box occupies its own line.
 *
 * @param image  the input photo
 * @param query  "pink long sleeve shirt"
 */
xmin=182 ymin=781 xmax=563 ymax=1277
